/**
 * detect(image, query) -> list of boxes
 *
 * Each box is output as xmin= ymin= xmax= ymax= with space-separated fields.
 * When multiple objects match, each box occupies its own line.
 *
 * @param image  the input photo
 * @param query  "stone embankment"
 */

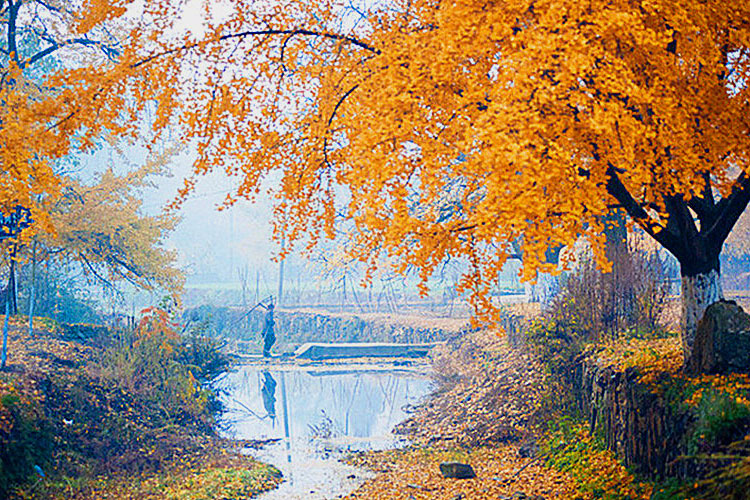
xmin=184 ymin=305 xmax=472 ymax=351
xmin=574 ymin=361 xmax=689 ymax=477
xmin=574 ymin=301 xmax=750 ymax=479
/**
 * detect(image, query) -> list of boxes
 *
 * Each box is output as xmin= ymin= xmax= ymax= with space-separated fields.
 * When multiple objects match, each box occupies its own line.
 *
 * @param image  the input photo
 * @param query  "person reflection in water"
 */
xmin=261 ymin=370 xmax=277 ymax=421
xmin=258 ymin=301 xmax=276 ymax=357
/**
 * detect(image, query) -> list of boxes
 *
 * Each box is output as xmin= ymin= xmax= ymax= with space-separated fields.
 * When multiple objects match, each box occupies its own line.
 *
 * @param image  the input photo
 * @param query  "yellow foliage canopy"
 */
xmin=140 ymin=0 xmax=750 ymax=316
xmin=42 ymin=164 xmax=183 ymax=293
xmin=4 ymin=1 xmax=750 ymax=316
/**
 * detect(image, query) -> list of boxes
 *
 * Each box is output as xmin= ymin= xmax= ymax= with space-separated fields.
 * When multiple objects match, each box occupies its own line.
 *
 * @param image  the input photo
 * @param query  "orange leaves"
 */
xmin=545 ymin=423 xmax=653 ymax=500
xmin=137 ymin=307 xmax=179 ymax=343
xmin=591 ymin=336 xmax=683 ymax=385
xmin=683 ymin=373 xmax=750 ymax=408
xmin=397 ymin=329 xmax=548 ymax=446
xmin=6 ymin=0 xmax=750 ymax=324
xmin=135 ymin=306 xmax=184 ymax=355
xmin=346 ymin=445 xmax=580 ymax=500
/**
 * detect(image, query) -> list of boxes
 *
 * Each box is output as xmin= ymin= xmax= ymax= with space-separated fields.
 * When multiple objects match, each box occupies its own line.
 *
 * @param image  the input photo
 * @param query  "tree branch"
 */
xmin=663 ymin=194 xmax=697 ymax=245
xmin=323 ymin=84 xmax=359 ymax=168
xmin=7 ymin=0 xmax=20 ymax=63
xmin=686 ymin=171 xmax=716 ymax=225
xmin=24 ymin=36 xmax=120 ymax=68
xmin=132 ymin=28 xmax=380 ymax=69
xmin=604 ymin=163 xmax=677 ymax=252
xmin=706 ymin=170 xmax=750 ymax=248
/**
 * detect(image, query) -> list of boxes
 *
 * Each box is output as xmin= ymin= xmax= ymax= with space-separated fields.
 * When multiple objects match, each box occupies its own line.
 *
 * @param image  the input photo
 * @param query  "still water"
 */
xmin=222 ymin=365 xmax=430 ymax=500
xmin=219 ymin=365 xmax=432 ymax=499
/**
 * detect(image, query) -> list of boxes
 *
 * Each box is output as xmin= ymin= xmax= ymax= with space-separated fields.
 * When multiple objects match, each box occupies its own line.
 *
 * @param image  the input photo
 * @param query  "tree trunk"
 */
xmin=680 ymin=267 xmax=723 ymax=362
xmin=604 ymin=166 xmax=750 ymax=355
xmin=1 ymin=296 xmax=9 ymax=370
xmin=28 ymin=241 xmax=36 ymax=335
xmin=9 ymin=255 xmax=17 ymax=316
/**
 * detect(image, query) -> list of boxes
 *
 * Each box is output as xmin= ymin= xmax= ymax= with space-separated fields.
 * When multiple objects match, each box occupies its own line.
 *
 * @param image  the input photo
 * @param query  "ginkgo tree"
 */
xmin=41 ymin=162 xmax=183 ymax=294
xmin=0 ymin=1 xmax=184 ymax=320
xmin=138 ymin=0 xmax=749 ymax=362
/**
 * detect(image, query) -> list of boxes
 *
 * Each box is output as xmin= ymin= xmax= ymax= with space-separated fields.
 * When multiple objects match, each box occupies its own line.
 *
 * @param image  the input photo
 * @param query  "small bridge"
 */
xmin=293 ymin=342 xmax=442 ymax=360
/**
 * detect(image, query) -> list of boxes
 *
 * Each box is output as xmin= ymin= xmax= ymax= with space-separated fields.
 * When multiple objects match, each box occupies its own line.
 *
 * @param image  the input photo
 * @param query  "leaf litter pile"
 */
xmin=395 ymin=329 xmax=548 ymax=446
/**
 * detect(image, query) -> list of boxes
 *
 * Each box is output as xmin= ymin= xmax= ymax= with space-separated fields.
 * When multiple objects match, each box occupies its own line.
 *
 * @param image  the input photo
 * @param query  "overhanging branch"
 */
xmin=132 ymin=28 xmax=380 ymax=69
xmin=604 ymin=163 xmax=678 ymax=252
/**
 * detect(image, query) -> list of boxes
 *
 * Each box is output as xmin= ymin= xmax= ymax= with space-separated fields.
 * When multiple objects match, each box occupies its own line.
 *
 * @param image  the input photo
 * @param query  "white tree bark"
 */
xmin=681 ymin=269 xmax=723 ymax=361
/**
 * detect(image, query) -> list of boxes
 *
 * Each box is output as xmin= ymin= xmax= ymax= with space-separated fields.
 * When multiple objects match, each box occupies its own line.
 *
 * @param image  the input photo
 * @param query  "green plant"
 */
xmin=543 ymin=419 xmax=652 ymax=500
xmin=687 ymin=390 xmax=750 ymax=455
xmin=649 ymin=478 xmax=689 ymax=500
xmin=0 ymin=386 xmax=54 ymax=498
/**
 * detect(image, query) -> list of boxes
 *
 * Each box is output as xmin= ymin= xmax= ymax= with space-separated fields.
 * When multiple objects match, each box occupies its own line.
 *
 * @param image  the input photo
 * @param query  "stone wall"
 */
xmin=185 ymin=305 xmax=463 ymax=352
xmin=574 ymin=361 xmax=690 ymax=478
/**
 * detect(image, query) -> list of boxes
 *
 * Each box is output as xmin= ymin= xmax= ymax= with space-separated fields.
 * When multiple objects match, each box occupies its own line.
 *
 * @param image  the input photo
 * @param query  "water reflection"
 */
xmin=261 ymin=371 xmax=277 ymax=421
xmin=220 ymin=365 xmax=431 ymax=499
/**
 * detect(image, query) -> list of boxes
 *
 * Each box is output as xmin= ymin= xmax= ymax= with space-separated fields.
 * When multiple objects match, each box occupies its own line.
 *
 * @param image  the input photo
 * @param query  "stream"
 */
xmin=219 ymin=363 xmax=433 ymax=499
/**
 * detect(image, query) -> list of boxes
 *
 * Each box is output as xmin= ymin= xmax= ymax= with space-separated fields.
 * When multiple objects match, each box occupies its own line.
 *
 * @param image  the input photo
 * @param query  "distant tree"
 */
xmin=40 ymin=163 xmax=183 ymax=294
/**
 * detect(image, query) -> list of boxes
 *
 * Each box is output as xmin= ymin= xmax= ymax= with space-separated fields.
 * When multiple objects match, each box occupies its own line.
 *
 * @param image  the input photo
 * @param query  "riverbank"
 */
xmin=340 ymin=328 xmax=657 ymax=499
xmin=0 ymin=314 xmax=282 ymax=499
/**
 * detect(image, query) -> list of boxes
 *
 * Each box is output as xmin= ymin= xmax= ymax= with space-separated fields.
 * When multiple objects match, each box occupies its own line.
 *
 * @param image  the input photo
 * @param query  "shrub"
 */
xmin=93 ymin=307 xmax=214 ymax=432
xmin=177 ymin=318 xmax=232 ymax=385
xmin=552 ymin=242 xmax=672 ymax=342
xmin=0 ymin=381 xmax=54 ymax=498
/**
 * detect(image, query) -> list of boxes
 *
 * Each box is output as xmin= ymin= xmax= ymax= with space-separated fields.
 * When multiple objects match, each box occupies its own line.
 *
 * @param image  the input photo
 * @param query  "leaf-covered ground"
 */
xmin=394 ymin=329 xmax=548 ymax=446
xmin=0 ymin=316 xmax=281 ymax=499
xmin=345 ymin=446 xmax=578 ymax=499
xmin=343 ymin=329 xmax=651 ymax=499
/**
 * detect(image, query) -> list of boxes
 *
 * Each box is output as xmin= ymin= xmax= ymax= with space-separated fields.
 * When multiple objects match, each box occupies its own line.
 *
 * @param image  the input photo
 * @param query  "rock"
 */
xmin=518 ymin=439 xmax=539 ymax=458
xmin=498 ymin=493 xmax=545 ymax=500
xmin=439 ymin=462 xmax=476 ymax=479
xmin=686 ymin=300 xmax=750 ymax=375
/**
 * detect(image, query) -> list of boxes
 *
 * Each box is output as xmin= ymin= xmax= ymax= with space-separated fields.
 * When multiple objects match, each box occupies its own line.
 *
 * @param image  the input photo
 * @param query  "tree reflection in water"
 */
xmin=222 ymin=367 xmax=430 ymax=450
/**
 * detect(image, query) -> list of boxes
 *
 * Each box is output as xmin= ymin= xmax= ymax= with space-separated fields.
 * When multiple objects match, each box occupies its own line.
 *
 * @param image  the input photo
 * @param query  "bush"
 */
xmin=0 ymin=381 xmax=54 ymax=498
xmin=553 ymin=242 xmax=672 ymax=342
xmin=93 ymin=307 xmax=214 ymax=432
xmin=177 ymin=318 xmax=232 ymax=385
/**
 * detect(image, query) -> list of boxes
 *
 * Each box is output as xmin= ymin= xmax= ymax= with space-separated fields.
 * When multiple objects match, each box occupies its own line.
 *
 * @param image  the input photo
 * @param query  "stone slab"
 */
xmin=294 ymin=342 xmax=441 ymax=360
